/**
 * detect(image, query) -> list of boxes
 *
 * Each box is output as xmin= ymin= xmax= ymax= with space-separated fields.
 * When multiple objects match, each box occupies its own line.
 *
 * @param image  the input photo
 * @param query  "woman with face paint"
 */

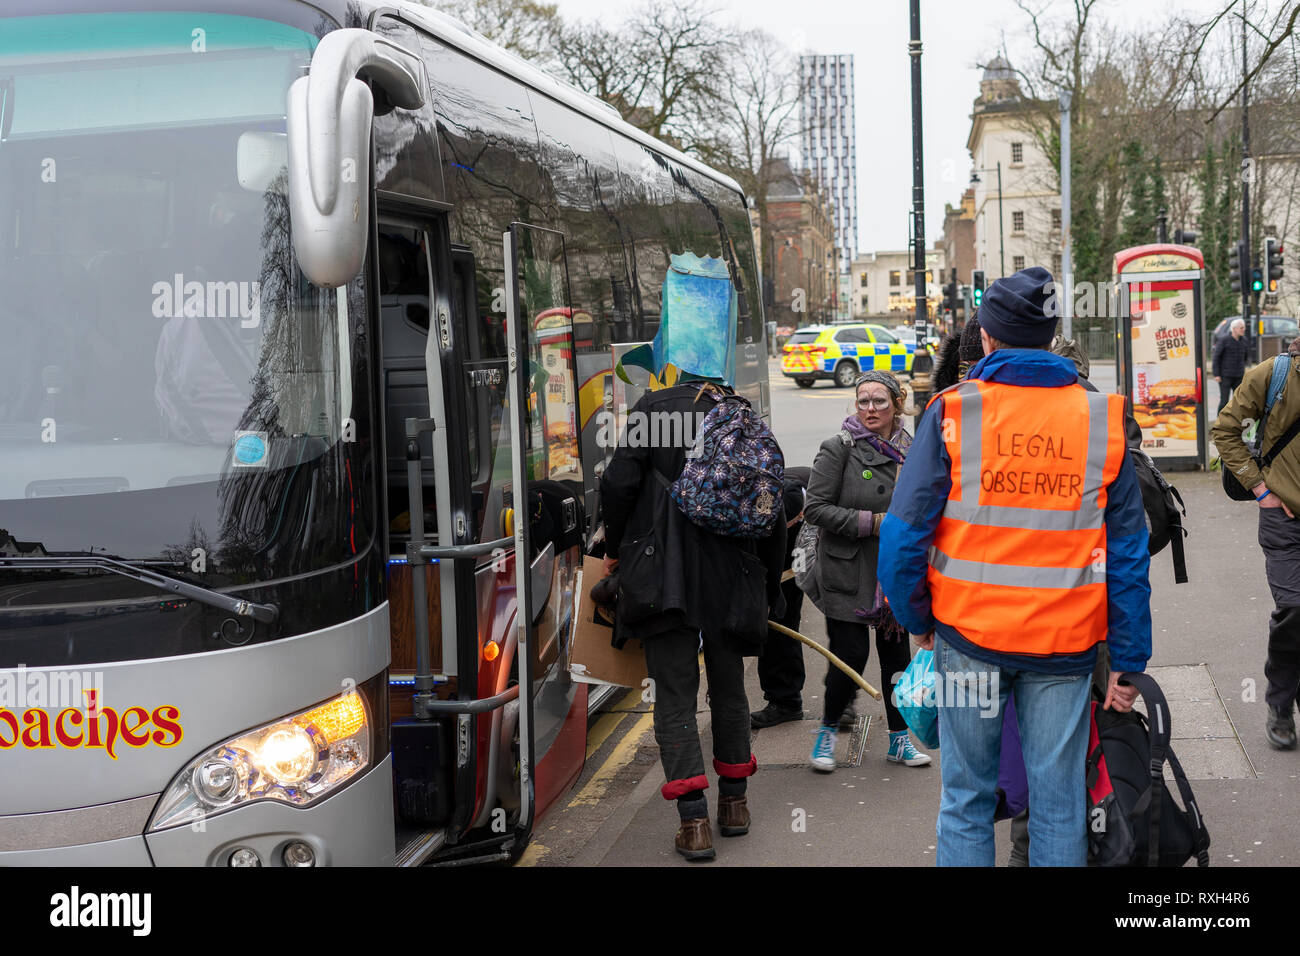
xmin=803 ymin=370 xmax=931 ymax=772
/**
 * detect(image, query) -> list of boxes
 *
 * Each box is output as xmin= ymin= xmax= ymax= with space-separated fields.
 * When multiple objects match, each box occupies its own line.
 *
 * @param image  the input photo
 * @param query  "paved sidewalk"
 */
xmin=584 ymin=470 xmax=1300 ymax=866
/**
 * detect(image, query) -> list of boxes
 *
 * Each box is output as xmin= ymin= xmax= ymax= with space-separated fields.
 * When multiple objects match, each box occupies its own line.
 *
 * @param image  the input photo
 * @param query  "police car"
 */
xmin=780 ymin=323 xmax=916 ymax=388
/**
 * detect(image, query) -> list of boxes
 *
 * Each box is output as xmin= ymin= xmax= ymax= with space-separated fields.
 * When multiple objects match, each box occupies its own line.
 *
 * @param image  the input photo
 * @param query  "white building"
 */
xmin=851 ymin=248 xmax=947 ymax=321
xmin=966 ymin=57 xmax=1062 ymax=283
xmin=800 ymin=53 xmax=858 ymax=275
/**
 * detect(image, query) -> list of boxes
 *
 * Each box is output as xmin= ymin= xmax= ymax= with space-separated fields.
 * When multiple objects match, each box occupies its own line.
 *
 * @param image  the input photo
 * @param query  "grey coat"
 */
xmin=804 ymin=428 xmax=903 ymax=622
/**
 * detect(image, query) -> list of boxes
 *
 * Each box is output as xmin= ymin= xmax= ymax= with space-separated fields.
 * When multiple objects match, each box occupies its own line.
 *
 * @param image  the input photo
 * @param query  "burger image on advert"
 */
xmin=1149 ymin=378 xmax=1196 ymax=414
xmin=1134 ymin=377 xmax=1197 ymax=439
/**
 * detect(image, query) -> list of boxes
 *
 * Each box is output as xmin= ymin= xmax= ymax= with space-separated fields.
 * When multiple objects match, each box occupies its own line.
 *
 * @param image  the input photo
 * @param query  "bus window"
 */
xmin=377 ymin=223 xmax=437 ymax=538
xmin=372 ymin=17 xmax=444 ymax=204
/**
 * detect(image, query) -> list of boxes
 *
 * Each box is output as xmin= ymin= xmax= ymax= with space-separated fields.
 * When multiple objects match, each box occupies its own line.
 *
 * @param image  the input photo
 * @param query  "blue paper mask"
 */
xmin=617 ymin=252 xmax=738 ymax=389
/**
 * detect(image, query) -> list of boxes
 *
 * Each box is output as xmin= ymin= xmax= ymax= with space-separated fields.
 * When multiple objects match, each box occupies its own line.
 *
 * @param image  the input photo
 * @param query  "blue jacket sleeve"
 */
xmin=878 ymin=400 xmax=952 ymax=635
xmin=1103 ymin=451 xmax=1152 ymax=673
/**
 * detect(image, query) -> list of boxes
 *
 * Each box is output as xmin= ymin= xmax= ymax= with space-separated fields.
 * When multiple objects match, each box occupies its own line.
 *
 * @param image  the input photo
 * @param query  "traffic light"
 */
xmin=942 ymin=268 xmax=958 ymax=316
xmin=1266 ymin=236 xmax=1285 ymax=293
xmin=972 ymin=270 xmax=986 ymax=308
xmin=1252 ymin=265 xmax=1264 ymax=294
xmin=1229 ymin=240 xmax=1246 ymax=293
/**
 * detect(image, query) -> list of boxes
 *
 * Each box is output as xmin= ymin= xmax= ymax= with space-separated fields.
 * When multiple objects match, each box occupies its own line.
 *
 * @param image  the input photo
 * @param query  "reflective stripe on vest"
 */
xmin=927 ymin=378 xmax=1127 ymax=657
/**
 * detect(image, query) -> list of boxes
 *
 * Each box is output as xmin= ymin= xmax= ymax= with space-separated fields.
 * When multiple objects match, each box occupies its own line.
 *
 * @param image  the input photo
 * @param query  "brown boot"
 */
xmin=717 ymin=795 xmax=750 ymax=837
xmin=674 ymin=817 xmax=715 ymax=861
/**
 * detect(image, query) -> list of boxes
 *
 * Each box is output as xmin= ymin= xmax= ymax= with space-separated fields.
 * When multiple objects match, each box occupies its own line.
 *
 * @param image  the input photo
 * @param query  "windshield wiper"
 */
xmin=0 ymin=555 xmax=278 ymax=623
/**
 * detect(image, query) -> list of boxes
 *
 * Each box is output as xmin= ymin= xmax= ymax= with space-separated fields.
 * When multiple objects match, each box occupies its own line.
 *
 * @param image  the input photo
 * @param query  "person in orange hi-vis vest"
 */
xmin=878 ymin=266 xmax=1152 ymax=867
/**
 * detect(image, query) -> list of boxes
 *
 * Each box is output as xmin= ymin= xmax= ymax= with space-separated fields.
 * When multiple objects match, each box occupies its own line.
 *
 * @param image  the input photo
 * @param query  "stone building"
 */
xmin=941 ymin=186 xmax=978 ymax=287
xmin=767 ymin=157 xmax=837 ymax=327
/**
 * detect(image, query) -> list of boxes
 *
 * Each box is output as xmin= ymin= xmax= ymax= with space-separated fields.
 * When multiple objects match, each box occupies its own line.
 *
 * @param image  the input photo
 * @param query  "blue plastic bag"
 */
xmin=893 ymin=649 xmax=939 ymax=749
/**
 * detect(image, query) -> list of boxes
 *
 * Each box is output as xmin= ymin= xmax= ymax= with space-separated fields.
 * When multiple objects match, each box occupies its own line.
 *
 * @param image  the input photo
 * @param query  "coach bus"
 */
xmin=0 ymin=0 xmax=769 ymax=865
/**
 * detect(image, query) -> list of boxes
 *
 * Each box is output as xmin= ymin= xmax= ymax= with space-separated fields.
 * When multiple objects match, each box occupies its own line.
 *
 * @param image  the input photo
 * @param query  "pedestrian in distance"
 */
xmin=879 ymin=266 xmax=1152 ymax=867
xmin=751 ymin=467 xmax=812 ymax=728
xmin=804 ymin=370 xmax=932 ymax=773
xmin=1213 ymin=318 xmax=1250 ymax=417
xmin=600 ymin=378 xmax=787 ymax=862
xmin=1212 ymin=338 xmax=1300 ymax=750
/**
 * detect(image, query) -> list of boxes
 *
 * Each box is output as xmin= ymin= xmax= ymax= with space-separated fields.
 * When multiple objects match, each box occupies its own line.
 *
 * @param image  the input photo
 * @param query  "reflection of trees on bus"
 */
xmin=213 ymin=172 xmax=359 ymax=585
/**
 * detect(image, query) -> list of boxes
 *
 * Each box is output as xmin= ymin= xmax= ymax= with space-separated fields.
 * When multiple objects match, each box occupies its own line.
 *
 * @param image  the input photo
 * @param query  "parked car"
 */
xmin=889 ymin=326 xmax=918 ymax=347
xmin=780 ymin=323 xmax=916 ymax=387
xmin=1214 ymin=314 xmax=1298 ymax=342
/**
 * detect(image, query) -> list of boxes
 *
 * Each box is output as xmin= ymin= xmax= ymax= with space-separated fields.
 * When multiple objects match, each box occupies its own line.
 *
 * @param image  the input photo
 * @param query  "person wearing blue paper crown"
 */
xmin=600 ymin=253 xmax=787 ymax=862
xmin=878 ymin=266 xmax=1152 ymax=867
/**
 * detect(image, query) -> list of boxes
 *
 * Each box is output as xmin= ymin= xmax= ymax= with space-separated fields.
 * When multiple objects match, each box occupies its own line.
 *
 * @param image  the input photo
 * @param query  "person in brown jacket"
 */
xmin=1213 ymin=340 xmax=1300 ymax=749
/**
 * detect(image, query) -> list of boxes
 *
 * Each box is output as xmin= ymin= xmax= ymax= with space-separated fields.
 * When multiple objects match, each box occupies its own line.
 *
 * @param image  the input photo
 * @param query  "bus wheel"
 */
xmin=795 ymin=378 xmax=815 ymax=389
xmin=834 ymin=361 xmax=858 ymax=388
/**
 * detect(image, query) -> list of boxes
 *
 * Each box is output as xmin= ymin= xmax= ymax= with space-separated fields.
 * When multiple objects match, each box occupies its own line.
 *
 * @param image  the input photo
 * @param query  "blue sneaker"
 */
xmin=887 ymin=730 xmax=931 ymax=767
xmin=810 ymin=724 xmax=837 ymax=772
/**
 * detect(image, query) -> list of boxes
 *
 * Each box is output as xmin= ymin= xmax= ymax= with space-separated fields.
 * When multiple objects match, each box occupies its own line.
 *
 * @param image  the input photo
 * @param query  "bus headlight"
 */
xmin=149 ymin=689 xmax=371 ymax=832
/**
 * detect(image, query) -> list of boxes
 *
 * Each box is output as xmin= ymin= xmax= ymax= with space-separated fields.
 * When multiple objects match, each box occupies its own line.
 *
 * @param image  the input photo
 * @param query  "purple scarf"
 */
xmin=841 ymin=415 xmax=910 ymax=464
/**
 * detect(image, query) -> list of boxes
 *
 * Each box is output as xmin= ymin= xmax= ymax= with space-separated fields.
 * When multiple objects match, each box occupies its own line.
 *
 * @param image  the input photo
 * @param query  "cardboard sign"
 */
xmin=568 ymin=557 xmax=647 ymax=689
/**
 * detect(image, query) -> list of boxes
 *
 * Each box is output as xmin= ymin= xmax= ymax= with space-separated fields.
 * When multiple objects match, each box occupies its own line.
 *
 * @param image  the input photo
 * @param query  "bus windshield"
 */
xmin=0 ymin=12 xmax=370 ymax=579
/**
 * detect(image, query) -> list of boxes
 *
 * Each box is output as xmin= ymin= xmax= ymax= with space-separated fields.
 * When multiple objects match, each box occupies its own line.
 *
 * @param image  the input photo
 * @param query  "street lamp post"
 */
xmin=970 ymin=163 xmax=1006 ymax=279
xmin=909 ymin=0 xmax=928 ymax=340
xmin=1059 ymin=89 xmax=1073 ymax=340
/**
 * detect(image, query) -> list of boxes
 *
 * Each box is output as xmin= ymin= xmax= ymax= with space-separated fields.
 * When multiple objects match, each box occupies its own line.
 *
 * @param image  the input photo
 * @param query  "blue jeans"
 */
xmin=934 ymin=635 xmax=1091 ymax=866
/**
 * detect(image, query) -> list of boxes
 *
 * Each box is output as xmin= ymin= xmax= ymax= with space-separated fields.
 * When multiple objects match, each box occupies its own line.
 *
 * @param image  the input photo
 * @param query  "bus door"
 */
xmin=385 ymin=219 xmax=587 ymax=863
xmin=502 ymin=223 xmax=588 ymax=829
xmin=375 ymin=212 xmax=489 ymax=857
xmin=376 ymin=218 xmax=454 ymax=688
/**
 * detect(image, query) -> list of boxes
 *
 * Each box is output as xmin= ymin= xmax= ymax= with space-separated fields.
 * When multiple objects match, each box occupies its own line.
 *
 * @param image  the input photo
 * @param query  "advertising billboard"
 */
xmin=1114 ymin=244 xmax=1207 ymax=470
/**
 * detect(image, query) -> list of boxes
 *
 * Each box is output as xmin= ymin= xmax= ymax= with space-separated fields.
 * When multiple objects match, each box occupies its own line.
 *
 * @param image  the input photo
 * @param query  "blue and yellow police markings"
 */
xmin=857 ymin=342 xmax=911 ymax=374
xmin=781 ymin=324 xmax=916 ymax=381
xmin=820 ymin=342 xmax=911 ymax=375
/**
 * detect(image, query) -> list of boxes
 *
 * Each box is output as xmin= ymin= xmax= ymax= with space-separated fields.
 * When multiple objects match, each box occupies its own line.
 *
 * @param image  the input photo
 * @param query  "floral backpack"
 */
xmin=669 ymin=385 xmax=785 ymax=538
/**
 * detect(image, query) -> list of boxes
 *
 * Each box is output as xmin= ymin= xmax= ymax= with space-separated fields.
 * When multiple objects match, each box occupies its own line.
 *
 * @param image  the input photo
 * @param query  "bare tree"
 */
xmin=1194 ymin=0 xmax=1300 ymax=121
xmin=694 ymin=29 xmax=803 ymax=273
xmin=998 ymin=3 xmax=1213 ymax=288
xmin=424 ymin=0 xmax=562 ymax=67
xmin=553 ymin=0 xmax=728 ymax=150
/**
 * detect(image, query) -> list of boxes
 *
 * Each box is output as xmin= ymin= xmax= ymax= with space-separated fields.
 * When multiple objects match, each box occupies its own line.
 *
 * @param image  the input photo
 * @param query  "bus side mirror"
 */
xmin=287 ymin=28 xmax=426 ymax=288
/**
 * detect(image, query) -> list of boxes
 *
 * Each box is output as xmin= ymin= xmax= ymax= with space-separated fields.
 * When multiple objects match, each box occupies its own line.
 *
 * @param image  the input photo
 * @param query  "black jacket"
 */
xmin=600 ymin=383 xmax=787 ymax=653
xmin=1213 ymin=334 xmax=1249 ymax=379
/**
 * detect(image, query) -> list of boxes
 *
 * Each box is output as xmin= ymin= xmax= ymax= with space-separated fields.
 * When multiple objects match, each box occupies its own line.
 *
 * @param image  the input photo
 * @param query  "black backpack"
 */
xmin=1128 ymin=447 xmax=1188 ymax=584
xmin=1076 ymin=373 xmax=1188 ymax=583
xmin=1086 ymin=672 xmax=1210 ymax=867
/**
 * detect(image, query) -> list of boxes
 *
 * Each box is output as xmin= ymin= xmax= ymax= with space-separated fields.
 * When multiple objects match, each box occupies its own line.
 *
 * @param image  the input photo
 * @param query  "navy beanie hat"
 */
xmin=977 ymin=266 xmax=1058 ymax=347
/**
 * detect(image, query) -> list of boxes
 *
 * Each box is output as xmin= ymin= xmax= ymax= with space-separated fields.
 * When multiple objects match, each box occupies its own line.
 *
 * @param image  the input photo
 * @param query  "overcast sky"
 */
xmin=549 ymin=0 xmax=1243 ymax=255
